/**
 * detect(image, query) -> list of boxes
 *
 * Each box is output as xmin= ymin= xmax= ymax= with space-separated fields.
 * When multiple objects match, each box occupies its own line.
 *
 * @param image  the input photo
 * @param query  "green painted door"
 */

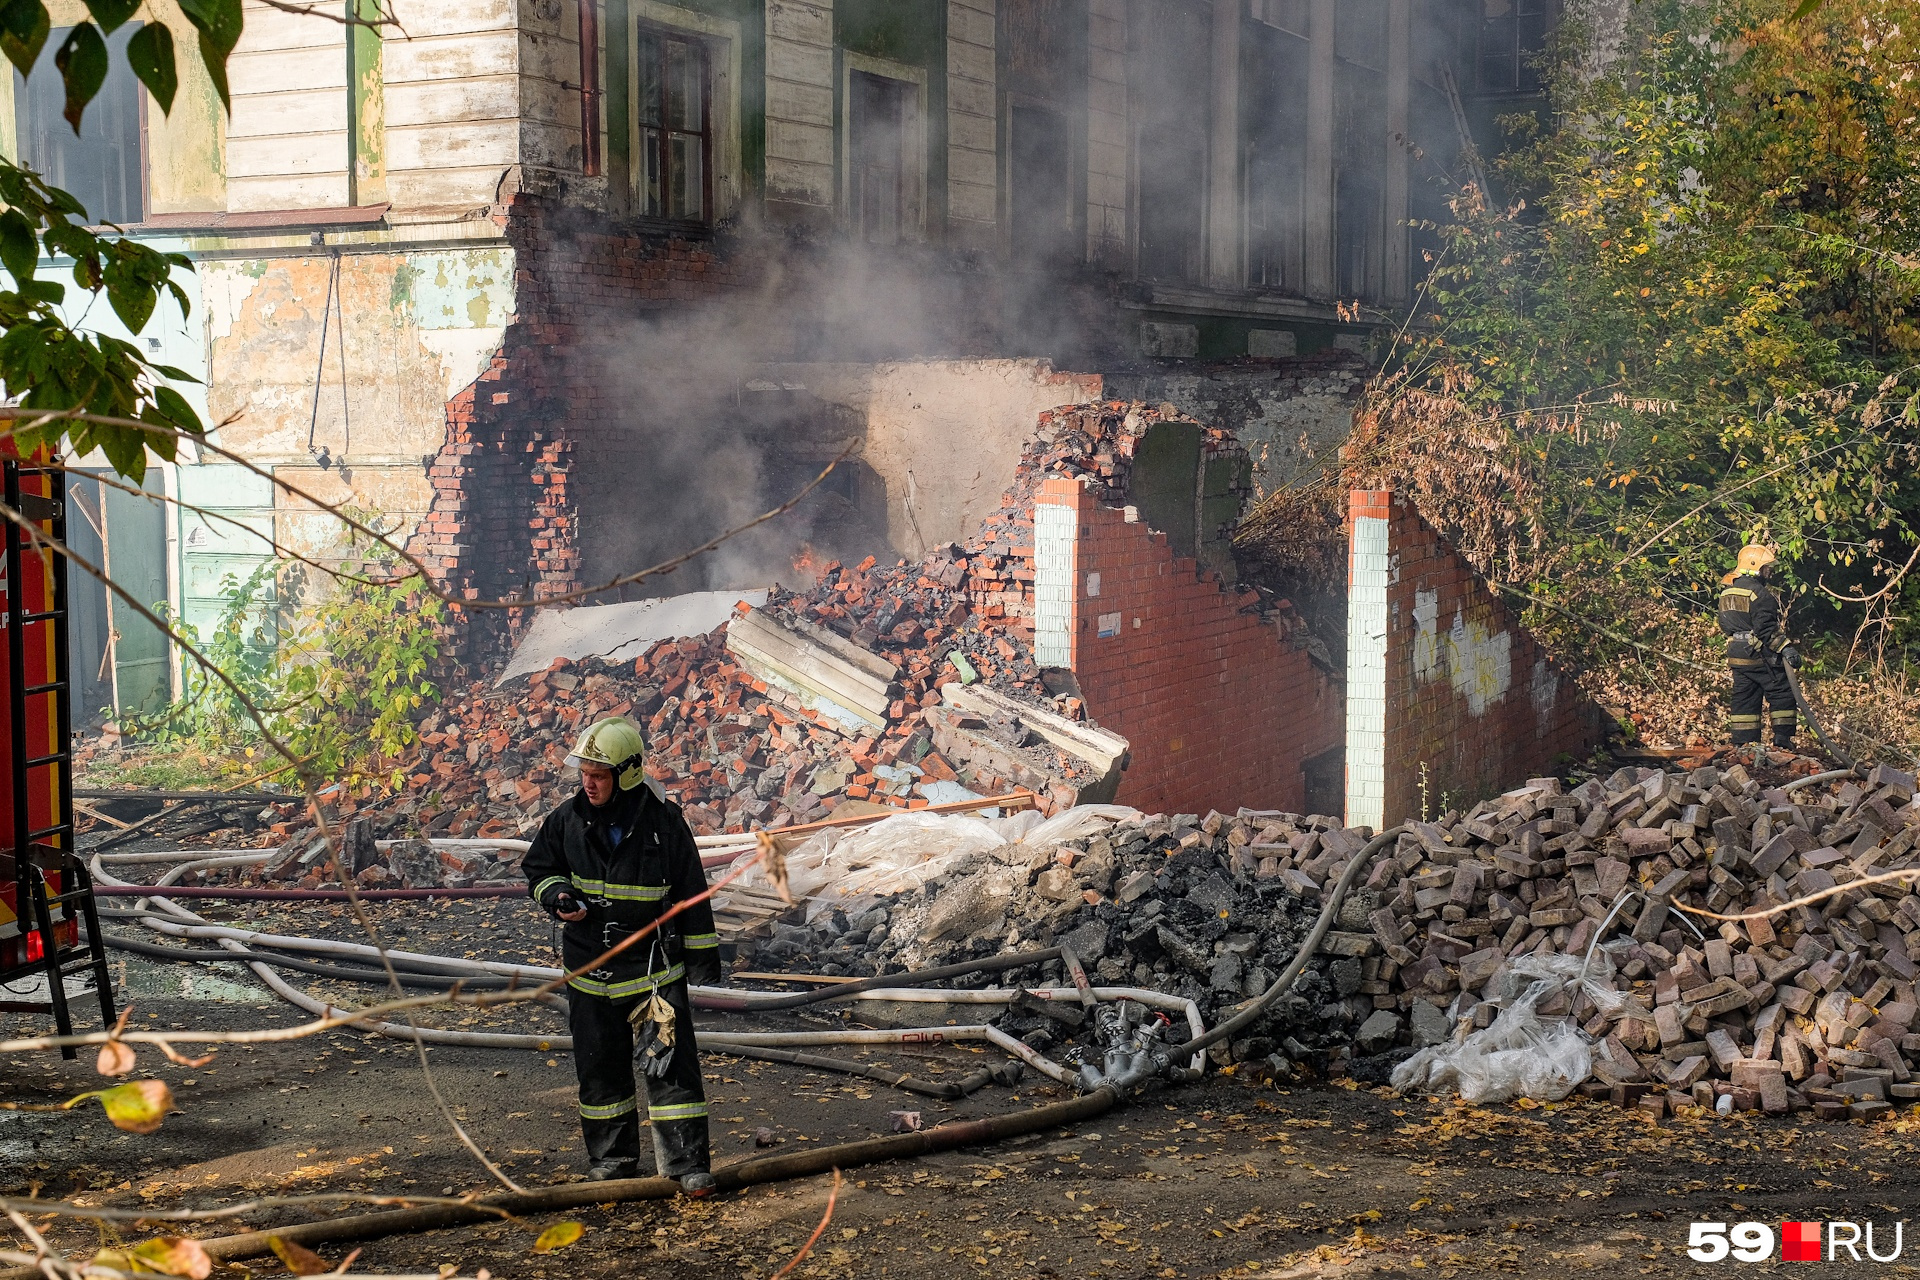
xmin=177 ymin=464 xmax=277 ymax=650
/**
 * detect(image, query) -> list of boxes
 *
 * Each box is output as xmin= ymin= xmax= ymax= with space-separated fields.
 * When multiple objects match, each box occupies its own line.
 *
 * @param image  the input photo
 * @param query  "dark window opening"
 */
xmin=1136 ymin=124 xmax=1205 ymax=282
xmin=1010 ymin=103 xmax=1074 ymax=263
xmin=1246 ymin=19 xmax=1311 ymax=292
xmin=14 ymin=24 xmax=145 ymax=226
xmin=635 ymin=28 xmax=709 ymax=221
xmin=850 ymin=70 xmax=911 ymax=245
xmin=1479 ymin=0 xmax=1548 ymax=95
xmin=1336 ymin=169 xmax=1382 ymax=299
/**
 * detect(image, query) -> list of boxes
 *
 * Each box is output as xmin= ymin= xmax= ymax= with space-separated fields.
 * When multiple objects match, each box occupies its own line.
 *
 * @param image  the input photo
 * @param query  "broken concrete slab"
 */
xmin=497 ymin=589 xmax=768 ymax=684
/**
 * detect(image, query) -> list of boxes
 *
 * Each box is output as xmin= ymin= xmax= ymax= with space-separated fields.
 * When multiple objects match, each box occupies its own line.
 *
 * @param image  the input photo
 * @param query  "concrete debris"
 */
xmin=350 ymin=404 xmax=1204 ymax=842
xmin=736 ymin=808 xmax=1373 ymax=1068
xmin=731 ymin=755 xmax=1920 ymax=1118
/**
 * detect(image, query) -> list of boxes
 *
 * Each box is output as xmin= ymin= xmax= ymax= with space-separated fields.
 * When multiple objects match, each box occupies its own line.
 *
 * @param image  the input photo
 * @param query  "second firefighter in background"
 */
xmin=1718 ymin=544 xmax=1799 ymax=750
xmin=523 ymin=716 xmax=721 ymax=1193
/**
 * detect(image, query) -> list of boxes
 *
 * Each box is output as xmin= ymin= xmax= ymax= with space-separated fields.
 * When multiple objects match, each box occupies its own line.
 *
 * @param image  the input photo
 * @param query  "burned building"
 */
xmin=11 ymin=0 xmax=1551 ymax=694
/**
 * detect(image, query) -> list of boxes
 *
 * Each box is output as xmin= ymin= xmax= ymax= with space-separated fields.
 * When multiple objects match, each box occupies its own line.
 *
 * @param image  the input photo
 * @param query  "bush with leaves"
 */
xmin=1244 ymin=0 xmax=1920 ymax=753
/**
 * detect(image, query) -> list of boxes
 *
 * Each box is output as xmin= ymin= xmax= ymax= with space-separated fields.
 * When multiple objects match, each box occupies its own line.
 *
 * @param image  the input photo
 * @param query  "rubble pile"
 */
xmin=734 ymin=807 xmax=1361 ymax=1071
xmin=739 ymin=759 xmax=1920 ymax=1117
xmin=1357 ymin=760 xmax=1920 ymax=1116
xmin=343 ymin=399 xmax=1237 ymax=841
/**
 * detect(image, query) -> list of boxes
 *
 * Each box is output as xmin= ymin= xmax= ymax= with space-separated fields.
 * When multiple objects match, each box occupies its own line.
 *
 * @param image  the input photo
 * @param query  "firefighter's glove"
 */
xmin=630 ymin=990 xmax=677 ymax=1080
xmin=1783 ymin=645 xmax=1802 ymax=669
xmin=542 ymin=888 xmax=586 ymax=921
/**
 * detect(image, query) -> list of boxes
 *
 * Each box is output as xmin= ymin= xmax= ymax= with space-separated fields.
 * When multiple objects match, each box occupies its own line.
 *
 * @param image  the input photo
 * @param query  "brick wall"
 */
xmin=406 ymin=194 xmax=744 ymax=660
xmin=1035 ymin=474 xmax=1343 ymax=816
xmin=1350 ymin=489 xmax=1609 ymax=827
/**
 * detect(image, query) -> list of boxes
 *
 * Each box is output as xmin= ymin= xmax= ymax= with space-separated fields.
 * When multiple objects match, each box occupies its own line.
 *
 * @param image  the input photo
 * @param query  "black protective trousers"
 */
xmin=567 ymin=977 xmax=710 ymax=1176
xmin=1728 ymin=662 xmax=1797 ymax=747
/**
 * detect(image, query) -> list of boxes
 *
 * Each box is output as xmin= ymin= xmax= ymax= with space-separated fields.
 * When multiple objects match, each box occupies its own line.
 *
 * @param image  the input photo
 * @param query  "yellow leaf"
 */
xmin=132 ymin=1237 xmax=213 ymax=1279
xmin=97 ymin=1080 xmax=173 ymax=1134
xmin=268 ymin=1236 xmax=331 ymax=1276
xmin=95 ymin=1238 xmax=213 ymax=1279
xmin=533 ymin=1222 xmax=585 ymax=1254
xmin=97 ymin=1041 xmax=137 ymax=1077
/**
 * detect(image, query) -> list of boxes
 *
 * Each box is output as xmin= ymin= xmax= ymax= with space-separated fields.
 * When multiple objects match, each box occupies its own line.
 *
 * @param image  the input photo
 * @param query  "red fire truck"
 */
xmin=0 ymin=455 xmax=115 ymax=1057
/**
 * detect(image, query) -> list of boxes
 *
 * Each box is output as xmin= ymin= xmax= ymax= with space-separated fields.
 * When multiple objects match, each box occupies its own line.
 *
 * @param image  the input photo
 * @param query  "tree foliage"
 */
xmin=1305 ymin=0 xmax=1920 ymax=748
xmin=1335 ymin=0 xmax=1920 ymax=713
xmin=0 ymin=0 xmax=249 ymax=479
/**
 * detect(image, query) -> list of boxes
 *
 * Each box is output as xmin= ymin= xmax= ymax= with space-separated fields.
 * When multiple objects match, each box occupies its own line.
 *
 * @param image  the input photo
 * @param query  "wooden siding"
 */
xmin=227 ymin=1 xmax=348 ymax=210
xmin=946 ymin=0 xmax=996 ymax=228
xmin=765 ymin=0 xmax=834 ymax=211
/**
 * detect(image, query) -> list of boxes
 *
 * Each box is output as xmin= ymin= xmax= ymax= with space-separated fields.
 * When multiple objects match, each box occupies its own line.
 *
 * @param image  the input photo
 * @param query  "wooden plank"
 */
xmin=726 ymin=634 xmax=892 ymax=726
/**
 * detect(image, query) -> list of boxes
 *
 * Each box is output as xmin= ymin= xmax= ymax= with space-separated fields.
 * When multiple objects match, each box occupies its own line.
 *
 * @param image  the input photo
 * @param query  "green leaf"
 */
xmin=0 ymin=0 xmax=48 ymax=78
xmin=1789 ymin=0 xmax=1827 ymax=16
xmin=52 ymin=21 xmax=107 ymax=134
xmin=105 ymin=273 xmax=153 ymax=331
xmin=150 ymin=384 xmax=202 ymax=434
xmin=81 ymin=0 xmax=139 ymax=33
xmin=125 ymin=21 xmax=177 ymax=114
xmin=177 ymin=0 xmax=240 ymax=110
xmin=0 ymin=208 xmax=37 ymax=283
xmin=100 ymin=425 xmax=147 ymax=484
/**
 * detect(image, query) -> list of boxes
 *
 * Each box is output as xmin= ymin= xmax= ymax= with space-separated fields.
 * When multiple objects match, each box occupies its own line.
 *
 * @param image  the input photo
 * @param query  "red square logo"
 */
xmin=1782 ymin=1222 xmax=1822 ymax=1261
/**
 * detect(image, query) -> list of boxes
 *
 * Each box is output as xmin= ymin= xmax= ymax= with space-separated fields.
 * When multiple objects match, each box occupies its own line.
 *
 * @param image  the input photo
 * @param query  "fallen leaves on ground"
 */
xmin=532 ymin=1221 xmax=585 ymax=1253
xmin=268 ymin=1236 xmax=333 ymax=1275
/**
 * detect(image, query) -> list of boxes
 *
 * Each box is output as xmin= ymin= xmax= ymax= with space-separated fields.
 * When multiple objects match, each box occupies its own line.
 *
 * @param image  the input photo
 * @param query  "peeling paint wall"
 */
xmin=760 ymin=359 xmax=1104 ymax=557
xmin=1350 ymin=489 xmax=1608 ymax=826
xmin=199 ymin=245 xmax=512 ymax=555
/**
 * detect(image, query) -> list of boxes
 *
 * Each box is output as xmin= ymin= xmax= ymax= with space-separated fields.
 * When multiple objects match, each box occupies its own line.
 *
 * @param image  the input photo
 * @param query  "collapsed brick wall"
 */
xmin=406 ymin=194 xmax=743 ymax=660
xmin=1346 ymin=490 xmax=1609 ymax=829
xmin=1034 ymin=475 xmax=1343 ymax=817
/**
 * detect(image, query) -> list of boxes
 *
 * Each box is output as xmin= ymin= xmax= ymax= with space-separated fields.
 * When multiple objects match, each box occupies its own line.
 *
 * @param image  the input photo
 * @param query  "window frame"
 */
xmin=629 ymin=22 xmax=713 ymax=224
xmin=1477 ymin=0 xmax=1551 ymax=96
xmin=12 ymin=22 xmax=149 ymax=227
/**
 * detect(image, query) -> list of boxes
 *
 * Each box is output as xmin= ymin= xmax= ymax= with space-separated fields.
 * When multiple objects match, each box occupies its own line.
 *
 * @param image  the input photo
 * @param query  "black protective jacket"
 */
xmin=523 ymin=782 xmax=721 ymax=997
xmin=1718 ymin=573 xmax=1790 ymax=667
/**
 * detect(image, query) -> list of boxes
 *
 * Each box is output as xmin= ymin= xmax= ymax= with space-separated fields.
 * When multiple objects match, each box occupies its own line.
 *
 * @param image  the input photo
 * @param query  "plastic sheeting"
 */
xmin=727 ymin=804 xmax=1142 ymax=920
xmin=1390 ymin=952 xmax=1615 ymax=1105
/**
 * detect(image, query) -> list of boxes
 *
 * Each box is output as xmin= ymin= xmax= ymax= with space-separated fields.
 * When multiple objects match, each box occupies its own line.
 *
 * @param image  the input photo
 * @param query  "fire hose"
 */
xmin=1784 ymin=662 xmax=1856 ymax=769
xmin=8 ymin=827 xmax=1400 ymax=1274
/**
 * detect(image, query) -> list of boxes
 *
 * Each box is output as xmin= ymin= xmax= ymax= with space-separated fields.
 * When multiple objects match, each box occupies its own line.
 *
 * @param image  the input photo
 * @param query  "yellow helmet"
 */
xmin=1735 ymin=544 xmax=1777 ymax=576
xmin=567 ymin=717 xmax=648 ymax=791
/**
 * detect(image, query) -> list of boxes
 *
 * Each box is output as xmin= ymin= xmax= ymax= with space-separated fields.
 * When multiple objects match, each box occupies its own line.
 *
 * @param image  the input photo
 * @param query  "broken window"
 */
xmin=1136 ymin=125 xmax=1205 ymax=282
xmin=1478 ymin=0 xmax=1549 ymax=95
xmin=849 ymin=70 xmax=916 ymax=245
xmin=634 ymin=28 xmax=709 ymax=221
xmin=13 ymin=25 xmax=144 ymax=225
xmin=1334 ymin=0 xmax=1388 ymax=300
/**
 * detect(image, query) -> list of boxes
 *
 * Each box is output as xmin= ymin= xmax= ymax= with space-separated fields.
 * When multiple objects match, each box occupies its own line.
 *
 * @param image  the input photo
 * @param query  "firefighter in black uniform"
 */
xmin=1717 ymin=544 xmax=1800 ymax=751
xmin=524 ymin=716 xmax=721 ymax=1193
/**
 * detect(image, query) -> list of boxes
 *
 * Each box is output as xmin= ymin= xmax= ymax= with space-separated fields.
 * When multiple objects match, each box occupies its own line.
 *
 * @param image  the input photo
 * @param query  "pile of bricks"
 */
xmin=1347 ymin=759 xmax=1920 ymax=1119
xmin=305 ymin=406 xmax=1227 ymax=845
